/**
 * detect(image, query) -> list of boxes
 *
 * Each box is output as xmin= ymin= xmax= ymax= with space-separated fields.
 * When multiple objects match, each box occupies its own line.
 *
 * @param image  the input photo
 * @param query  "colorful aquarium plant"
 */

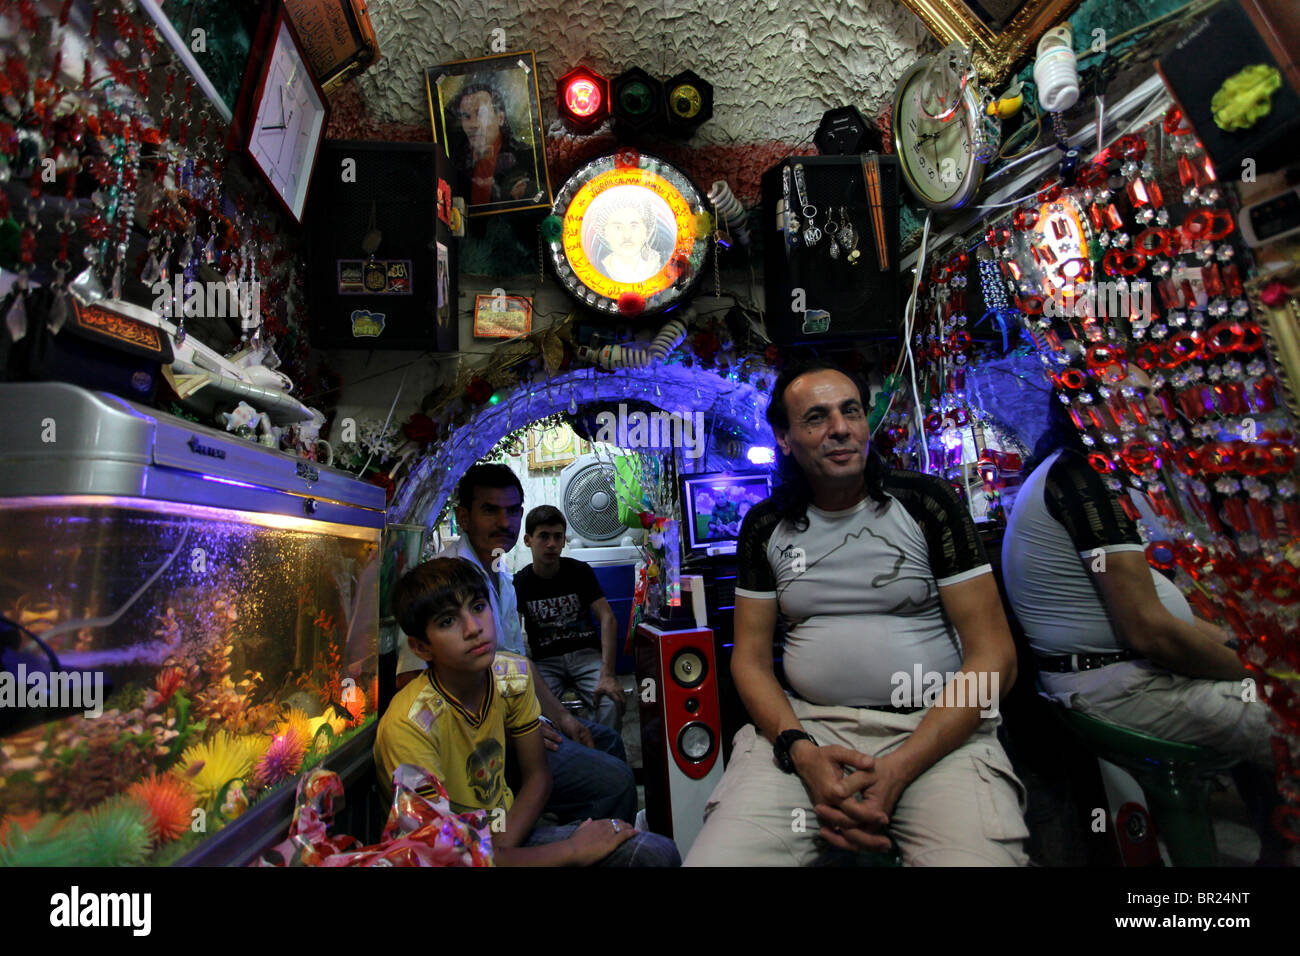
xmin=340 ymin=681 xmax=367 ymax=728
xmin=76 ymin=796 xmax=152 ymax=867
xmin=128 ymin=774 xmax=198 ymax=846
xmin=253 ymin=732 xmax=307 ymax=788
xmin=273 ymin=708 xmax=315 ymax=754
xmin=144 ymin=667 xmax=185 ymax=711
xmin=175 ymin=732 xmax=255 ymax=806
xmin=0 ymin=813 xmax=84 ymax=867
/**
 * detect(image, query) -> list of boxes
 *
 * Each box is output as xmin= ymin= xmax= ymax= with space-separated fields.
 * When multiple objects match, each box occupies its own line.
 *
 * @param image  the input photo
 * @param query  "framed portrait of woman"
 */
xmin=425 ymin=51 xmax=553 ymax=217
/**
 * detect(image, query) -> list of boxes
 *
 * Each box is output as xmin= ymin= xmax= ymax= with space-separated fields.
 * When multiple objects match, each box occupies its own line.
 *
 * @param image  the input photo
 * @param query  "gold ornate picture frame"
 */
xmin=898 ymin=0 xmax=1085 ymax=87
xmin=528 ymin=425 xmax=588 ymax=472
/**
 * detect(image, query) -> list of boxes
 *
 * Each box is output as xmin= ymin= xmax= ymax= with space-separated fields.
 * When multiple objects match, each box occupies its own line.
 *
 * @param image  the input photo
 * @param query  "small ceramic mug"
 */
xmin=310 ymin=439 xmax=334 ymax=468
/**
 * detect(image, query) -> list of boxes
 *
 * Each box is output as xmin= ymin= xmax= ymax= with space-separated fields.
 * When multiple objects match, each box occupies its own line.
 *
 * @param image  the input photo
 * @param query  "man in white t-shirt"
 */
xmin=1002 ymin=390 xmax=1287 ymax=864
xmin=1001 ymin=408 xmax=1268 ymax=765
xmin=684 ymin=361 xmax=1029 ymax=866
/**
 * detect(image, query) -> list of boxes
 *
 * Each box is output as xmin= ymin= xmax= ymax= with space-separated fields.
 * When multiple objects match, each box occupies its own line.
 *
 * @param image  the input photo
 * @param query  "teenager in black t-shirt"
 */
xmin=514 ymin=506 xmax=626 ymax=731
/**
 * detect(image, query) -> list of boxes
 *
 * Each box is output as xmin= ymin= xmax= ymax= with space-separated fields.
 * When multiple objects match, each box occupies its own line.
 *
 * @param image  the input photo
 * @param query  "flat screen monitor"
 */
xmin=679 ymin=470 xmax=773 ymax=559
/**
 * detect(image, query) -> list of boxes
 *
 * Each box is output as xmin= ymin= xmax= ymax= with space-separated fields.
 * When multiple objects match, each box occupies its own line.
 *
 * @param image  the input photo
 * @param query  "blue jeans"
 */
xmin=534 ymin=648 xmax=622 ymax=732
xmin=526 ymin=822 xmax=680 ymax=867
xmin=543 ymin=716 xmax=637 ymax=824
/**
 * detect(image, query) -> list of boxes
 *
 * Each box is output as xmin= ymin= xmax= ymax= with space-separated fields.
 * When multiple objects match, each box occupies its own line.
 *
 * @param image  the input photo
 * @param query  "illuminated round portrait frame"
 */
xmin=548 ymin=153 xmax=710 ymax=315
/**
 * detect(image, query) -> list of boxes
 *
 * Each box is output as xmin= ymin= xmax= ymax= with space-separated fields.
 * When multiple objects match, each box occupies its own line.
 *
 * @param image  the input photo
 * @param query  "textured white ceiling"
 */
xmin=354 ymin=0 xmax=938 ymax=145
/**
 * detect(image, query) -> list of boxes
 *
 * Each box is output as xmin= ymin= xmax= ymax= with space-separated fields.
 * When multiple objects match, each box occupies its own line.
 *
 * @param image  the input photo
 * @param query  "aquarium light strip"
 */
xmin=0 ymin=495 xmax=383 ymax=542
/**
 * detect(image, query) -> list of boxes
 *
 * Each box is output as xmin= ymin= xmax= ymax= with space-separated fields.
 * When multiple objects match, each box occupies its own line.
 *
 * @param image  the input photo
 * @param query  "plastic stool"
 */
xmin=1048 ymin=703 xmax=1239 ymax=866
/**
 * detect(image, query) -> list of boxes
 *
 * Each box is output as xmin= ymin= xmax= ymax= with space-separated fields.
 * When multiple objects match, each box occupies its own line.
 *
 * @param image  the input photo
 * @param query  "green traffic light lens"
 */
xmin=619 ymin=81 xmax=653 ymax=116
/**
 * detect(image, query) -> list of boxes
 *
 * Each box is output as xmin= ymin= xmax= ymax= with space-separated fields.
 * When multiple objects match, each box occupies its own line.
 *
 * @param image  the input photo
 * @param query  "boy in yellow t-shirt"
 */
xmin=375 ymin=557 xmax=679 ymax=866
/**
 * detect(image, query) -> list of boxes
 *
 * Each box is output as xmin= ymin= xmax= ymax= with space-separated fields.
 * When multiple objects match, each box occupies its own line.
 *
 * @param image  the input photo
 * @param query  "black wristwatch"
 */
xmin=773 ymin=729 xmax=816 ymax=774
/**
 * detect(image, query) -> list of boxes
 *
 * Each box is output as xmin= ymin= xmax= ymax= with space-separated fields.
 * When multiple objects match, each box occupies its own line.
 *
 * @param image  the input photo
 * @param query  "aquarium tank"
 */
xmin=0 ymin=383 xmax=384 ymax=866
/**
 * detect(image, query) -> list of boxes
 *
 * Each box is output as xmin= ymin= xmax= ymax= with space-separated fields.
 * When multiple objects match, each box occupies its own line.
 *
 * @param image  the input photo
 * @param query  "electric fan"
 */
xmin=559 ymin=454 xmax=643 ymax=562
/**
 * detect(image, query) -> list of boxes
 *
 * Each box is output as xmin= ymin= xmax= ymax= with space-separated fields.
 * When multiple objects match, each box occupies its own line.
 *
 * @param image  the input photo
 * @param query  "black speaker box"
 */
xmin=762 ymin=154 xmax=902 ymax=345
xmin=306 ymin=140 xmax=458 ymax=351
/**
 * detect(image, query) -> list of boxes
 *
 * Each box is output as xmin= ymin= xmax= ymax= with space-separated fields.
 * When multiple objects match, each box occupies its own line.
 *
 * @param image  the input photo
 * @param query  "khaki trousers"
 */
xmin=1040 ymin=660 xmax=1274 ymax=768
xmin=683 ymin=698 xmax=1030 ymax=867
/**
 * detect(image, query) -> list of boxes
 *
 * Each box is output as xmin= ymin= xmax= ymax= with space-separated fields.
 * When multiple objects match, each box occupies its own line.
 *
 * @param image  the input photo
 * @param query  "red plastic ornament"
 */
xmin=1283 ymin=500 xmax=1300 ymax=536
xmin=1163 ymin=332 xmax=1203 ymax=367
xmin=1163 ymin=106 xmax=1193 ymax=135
xmin=1116 ymin=134 xmax=1147 ymax=161
xmin=1222 ymin=496 xmax=1250 ymax=531
xmin=1057 ymin=368 xmax=1087 ymax=390
xmin=1182 ymin=208 xmax=1234 ymax=241
xmin=1087 ymin=452 xmax=1115 ymax=474
xmin=1134 ymin=342 xmax=1164 ymax=371
xmin=1213 ymin=381 xmax=1249 ymax=416
xmin=1120 ymin=441 xmax=1158 ymax=472
xmin=1222 ymin=262 xmax=1244 ymax=298
xmin=1252 ymin=377 xmax=1279 ymax=412
xmin=1017 ymin=294 xmax=1044 ymax=315
xmin=617 ymin=291 xmax=646 ymax=317
xmin=1012 ymin=207 xmax=1038 ymax=230
xmin=1085 ymin=345 xmax=1122 ymax=370
xmin=985 ymin=224 xmax=1012 ymax=247
xmin=1247 ymin=499 xmax=1279 ymax=541
xmin=1103 ymin=249 xmax=1144 ymax=277
xmin=1135 ymin=228 xmax=1172 ymax=257
xmin=1145 ymin=540 xmax=1176 ymax=571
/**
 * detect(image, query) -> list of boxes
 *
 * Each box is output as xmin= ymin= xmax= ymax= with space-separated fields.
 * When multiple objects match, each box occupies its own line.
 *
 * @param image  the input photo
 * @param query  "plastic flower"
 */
xmin=128 ymin=774 xmax=198 ymax=845
xmin=253 ymin=732 xmax=306 ymax=788
xmin=273 ymin=708 xmax=315 ymax=754
xmin=176 ymin=732 xmax=254 ymax=806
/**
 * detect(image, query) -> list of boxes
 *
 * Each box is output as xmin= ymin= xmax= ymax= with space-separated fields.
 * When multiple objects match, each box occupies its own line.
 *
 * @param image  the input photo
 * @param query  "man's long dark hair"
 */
xmin=1024 ymin=390 xmax=1088 ymax=476
xmin=766 ymin=359 xmax=890 ymax=532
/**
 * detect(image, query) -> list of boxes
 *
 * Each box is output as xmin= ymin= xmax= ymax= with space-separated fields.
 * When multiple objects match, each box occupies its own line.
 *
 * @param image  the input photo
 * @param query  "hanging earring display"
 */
xmin=782 ymin=166 xmax=800 ymax=243
xmin=792 ymin=164 xmax=820 ymax=246
xmin=840 ymin=208 xmax=860 ymax=265
xmin=825 ymin=209 xmax=840 ymax=260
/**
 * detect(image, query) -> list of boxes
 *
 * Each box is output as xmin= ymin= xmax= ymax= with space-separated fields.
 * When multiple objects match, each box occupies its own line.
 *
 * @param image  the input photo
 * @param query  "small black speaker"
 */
xmin=762 ymin=154 xmax=901 ymax=345
xmin=306 ymin=140 xmax=458 ymax=351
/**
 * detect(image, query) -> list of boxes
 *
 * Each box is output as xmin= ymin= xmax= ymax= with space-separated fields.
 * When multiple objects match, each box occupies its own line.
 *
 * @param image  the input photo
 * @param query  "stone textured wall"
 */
xmin=356 ymin=0 xmax=933 ymax=139
xmin=339 ymin=0 xmax=937 ymax=203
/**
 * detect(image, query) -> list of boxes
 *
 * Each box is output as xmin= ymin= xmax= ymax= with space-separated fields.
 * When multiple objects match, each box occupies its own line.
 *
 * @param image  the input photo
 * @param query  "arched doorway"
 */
xmin=389 ymin=364 xmax=773 ymax=530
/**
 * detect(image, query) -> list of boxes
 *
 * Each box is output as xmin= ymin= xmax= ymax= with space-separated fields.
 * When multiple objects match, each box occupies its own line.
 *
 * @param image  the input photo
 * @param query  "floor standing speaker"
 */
xmin=762 ymin=154 xmax=901 ymax=345
xmin=306 ymin=140 xmax=458 ymax=351
xmin=635 ymin=620 xmax=724 ymax=856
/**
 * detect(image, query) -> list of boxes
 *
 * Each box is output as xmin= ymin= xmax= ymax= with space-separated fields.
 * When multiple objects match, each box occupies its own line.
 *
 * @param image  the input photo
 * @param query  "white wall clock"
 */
xmin=231 ymin=8 xmax=329 ymax=225
xmin=891 ymin=50 xmax=988 ymax=212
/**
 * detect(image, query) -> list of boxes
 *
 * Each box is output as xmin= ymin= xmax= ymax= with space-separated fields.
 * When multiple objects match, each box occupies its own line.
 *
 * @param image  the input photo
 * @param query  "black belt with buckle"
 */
xmin=862 ymin=703 xmax=926 ymax=714
xmin=1036 ymin=649 xmax=1143 ymax=673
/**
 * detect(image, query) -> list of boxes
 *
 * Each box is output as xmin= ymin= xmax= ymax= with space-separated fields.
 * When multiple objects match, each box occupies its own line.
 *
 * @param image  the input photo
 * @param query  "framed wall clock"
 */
xmin=546 ymin=151 xmax=711 ymax=317
xmin=891 ymin=49 xmax=989 ymax=212
xmin=230 ymin=5 xmax=330 ymax=225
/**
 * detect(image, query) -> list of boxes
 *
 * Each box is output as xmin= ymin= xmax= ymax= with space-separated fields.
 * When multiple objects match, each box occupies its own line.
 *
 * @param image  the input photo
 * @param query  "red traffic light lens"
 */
xmin=565 ymin=78 xmax=602 ymax=117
